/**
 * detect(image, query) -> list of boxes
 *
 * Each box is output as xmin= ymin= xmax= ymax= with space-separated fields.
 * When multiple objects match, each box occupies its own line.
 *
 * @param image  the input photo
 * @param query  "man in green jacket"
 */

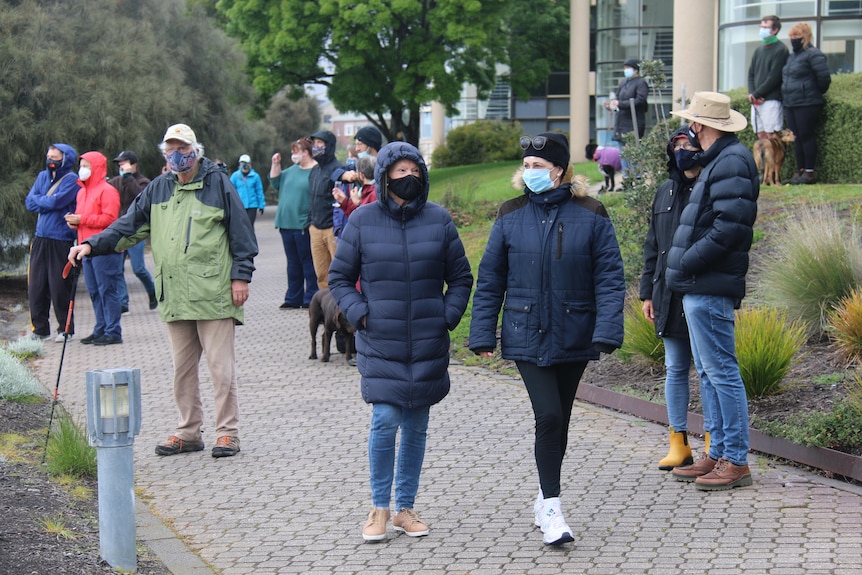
xmin=68 ymin=124 xmax=258 ymax=458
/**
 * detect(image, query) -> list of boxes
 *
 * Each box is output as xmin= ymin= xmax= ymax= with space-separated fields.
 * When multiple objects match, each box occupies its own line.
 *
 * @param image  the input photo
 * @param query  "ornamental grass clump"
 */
xmin=827 ymin=286 xmax=862 ymax=364
xmin=755 ymin=205 xmax=862 ymax=338
xmin=620 ymin=291 xmax=664 ymax=364
xmin=45 ymin=410 xmax=96 ymax=479
xmin=0 ymin=347 xmax=42 ymax=400
xmin=736 ymin=306 xmax=806 ymax=398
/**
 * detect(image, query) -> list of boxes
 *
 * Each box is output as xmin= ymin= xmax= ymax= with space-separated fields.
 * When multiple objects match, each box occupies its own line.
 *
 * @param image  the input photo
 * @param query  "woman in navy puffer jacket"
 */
xmin=329 ymin=142 xmax=473 ymax=542
xmin=469 ymin=133 xmax=625 ymax=546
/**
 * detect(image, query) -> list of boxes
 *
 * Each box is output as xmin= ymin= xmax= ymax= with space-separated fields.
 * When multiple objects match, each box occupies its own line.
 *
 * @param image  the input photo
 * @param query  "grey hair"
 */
xmin=158 ymin=141 xmax=205 ymax=156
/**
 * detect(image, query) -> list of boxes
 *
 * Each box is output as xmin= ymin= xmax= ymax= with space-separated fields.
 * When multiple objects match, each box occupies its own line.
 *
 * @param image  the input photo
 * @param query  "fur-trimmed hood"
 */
xmin=511 ymin=164 xmax=590 ymax=198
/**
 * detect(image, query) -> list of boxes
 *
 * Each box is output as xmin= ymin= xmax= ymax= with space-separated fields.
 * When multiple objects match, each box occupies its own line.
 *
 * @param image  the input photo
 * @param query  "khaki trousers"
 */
xmin=166 ymin=318 xmax=238 ymax=440
xmin=309 ymin=225 xmax=338 ymax=290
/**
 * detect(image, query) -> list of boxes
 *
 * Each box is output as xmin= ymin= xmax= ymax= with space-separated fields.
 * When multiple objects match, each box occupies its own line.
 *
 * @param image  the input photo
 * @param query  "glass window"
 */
xmin=548 ymin=98 xmax=570 ymax=117
xmin=822 ymin=0 xmax=862 ymax=16
xmin=718 ymin=24 xmax=762 ymax=92
xmin=821 ymin=19 xmax=862 ymax=72
xmin=514 ymin=98 xmax=547 ymax=119
xmin=519 ymin=121 xmax=549 ymax=136
xmin=720 ymin=0 xmax=818 ymax=24
xmin=420 ymin=111 xmax=432 ymax=140
xmin=547 ymin=72 xmax=570 ymax=96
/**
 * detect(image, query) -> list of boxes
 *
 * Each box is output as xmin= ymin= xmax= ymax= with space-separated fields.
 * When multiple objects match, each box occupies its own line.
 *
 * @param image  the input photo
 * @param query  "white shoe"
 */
xmin=533 ymin=488 xmax=543 ymax=528
xmin=55 ymin=333 xmax=71 ymax=343
xmin=540 ymin=498 xmax=574 ymax=546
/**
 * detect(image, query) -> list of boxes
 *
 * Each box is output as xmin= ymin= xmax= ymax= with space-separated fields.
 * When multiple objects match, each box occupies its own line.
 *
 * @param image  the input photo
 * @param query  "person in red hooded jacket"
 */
xmin=64 ymin=151 xmax=124 ymax=345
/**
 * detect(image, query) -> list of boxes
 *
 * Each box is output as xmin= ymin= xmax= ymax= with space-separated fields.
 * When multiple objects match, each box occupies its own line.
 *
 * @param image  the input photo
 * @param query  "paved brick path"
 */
xmin=33 ymin=210 xmax=862 ymax=574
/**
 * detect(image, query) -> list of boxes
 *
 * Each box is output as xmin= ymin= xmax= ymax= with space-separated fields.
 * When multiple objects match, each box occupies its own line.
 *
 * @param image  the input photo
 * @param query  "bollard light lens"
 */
xmin=100 ymin=383 xmax=130 ymax=434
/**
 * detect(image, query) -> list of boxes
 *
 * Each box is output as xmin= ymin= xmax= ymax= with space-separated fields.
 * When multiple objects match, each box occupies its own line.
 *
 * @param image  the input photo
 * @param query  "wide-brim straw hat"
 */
xmin=671 ymin=91 xmax=747 ymax=132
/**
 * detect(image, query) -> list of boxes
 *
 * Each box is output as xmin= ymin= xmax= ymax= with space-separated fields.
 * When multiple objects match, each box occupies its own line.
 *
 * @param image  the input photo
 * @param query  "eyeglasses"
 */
xmin=520 ymin=136 xmax=548 ymax=151
xmin=163 ymin=143 xmax=192 ymax=156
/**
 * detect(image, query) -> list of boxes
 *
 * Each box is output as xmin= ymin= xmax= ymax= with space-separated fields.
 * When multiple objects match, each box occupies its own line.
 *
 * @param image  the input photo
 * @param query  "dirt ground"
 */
xmin=0 ymin=276 xmax=170 ymax=575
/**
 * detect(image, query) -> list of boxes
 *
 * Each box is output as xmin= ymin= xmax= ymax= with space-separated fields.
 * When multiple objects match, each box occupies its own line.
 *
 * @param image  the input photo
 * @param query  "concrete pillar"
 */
xmin=672 ymin=0 xmax=718 ymax=110
xmin=570 ymin=0 xmax=591 ymax=155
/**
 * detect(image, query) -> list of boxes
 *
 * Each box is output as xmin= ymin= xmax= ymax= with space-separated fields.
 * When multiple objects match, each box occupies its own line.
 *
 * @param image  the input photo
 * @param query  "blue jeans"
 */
xmin=683 ymin=294 xmax=749 ymax=466
xmin=368 ymin=403 xmax=430 ymax=510
xmin=83 ymin=253 xmax=124 ymax=339
xmin=663 ymin=336 xmax=692 ymax=431
xmin=118 ymin=242 xmax=155 ymax=307
xmin=279 ymin=228 xmax=318 ymax=306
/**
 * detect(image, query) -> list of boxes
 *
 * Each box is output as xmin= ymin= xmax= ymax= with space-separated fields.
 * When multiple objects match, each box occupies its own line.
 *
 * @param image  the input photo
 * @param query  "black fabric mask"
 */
xmin=687 ymin=125 xmax=701 ymax=150
xmin=791 ymin=38 xmax=805 ymax=52
xmin=674 ymin=149 xmax=702 ymax=171
xmin=388 ymin=174 xmax=423 ymax=201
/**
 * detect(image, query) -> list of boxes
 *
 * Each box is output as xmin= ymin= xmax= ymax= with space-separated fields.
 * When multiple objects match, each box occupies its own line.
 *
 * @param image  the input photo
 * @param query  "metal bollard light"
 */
xmin=85 ymin=368 xmax=142 ymax=572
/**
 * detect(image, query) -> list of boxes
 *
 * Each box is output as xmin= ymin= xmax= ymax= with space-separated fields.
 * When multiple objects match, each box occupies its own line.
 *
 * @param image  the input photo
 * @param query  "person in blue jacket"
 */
xmin=25 ymin=143 xmax=80 ymax=341
xmin=469 ymin=133 xmax=625 ymax=546
xmin=329 ymin=142 xmax=473 ymax=543
xmin=230 ymin=154 xmax=265 ymax=229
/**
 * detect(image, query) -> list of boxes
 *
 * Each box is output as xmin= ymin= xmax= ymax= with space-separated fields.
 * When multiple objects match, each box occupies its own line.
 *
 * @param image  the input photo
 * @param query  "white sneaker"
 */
xmin=540 ymin=498 xmax=574 ymax=546
xmin=533 ymin=489 xmax=543 ymax=528
xmin=55 ymin=333 xmax=72 ymax=343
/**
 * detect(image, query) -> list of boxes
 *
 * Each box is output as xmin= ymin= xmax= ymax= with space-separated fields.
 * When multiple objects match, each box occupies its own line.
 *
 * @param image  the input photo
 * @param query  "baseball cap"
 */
xmin=162 ymin=123 xmax=197 ymax=145
xmin=112 ymin=150 xmax=139 ymax=164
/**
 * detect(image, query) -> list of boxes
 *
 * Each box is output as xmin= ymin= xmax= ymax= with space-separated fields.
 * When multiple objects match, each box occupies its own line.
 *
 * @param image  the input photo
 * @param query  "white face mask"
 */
xmin=78 ymin=167 xmax=92 ymax=181
xmin=290 ymin=153 xmax=302 ymax=164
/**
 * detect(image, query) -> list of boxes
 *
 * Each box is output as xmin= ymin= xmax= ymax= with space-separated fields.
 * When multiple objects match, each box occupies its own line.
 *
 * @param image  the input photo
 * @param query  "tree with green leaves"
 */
xmin=214 ymin=0 xmax=570 ymax=145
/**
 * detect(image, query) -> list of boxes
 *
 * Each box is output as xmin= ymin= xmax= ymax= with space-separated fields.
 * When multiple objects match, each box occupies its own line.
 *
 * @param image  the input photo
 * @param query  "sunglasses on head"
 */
xmin=520 ymin=136 xmax=548 ymax=151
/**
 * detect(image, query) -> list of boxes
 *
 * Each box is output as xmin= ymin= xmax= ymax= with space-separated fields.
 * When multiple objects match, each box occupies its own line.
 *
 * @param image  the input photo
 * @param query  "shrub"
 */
xmin=45 ymin=410 xmax=96 ymax=479
xmin=736 ymin=306 xmax=806 ymax=398
xmin=0 ymin=346 xmax=42 ymax=400
xmin=848 ymin=371 xmax=862 ymax=416
xmin=431 ymin=120 xmax=524 ymax=168
xmin=620 ymin=290 xmax=664 ymax=364
xmin=754 ymin=401 xmax=862 ymax=450
xmin=828 ymin=287 xmax=862 ymax=363
xmin=754 ymin=205 xmax=862 ymax=338
xmin=5 ymin=335 xmax=45 ymax=360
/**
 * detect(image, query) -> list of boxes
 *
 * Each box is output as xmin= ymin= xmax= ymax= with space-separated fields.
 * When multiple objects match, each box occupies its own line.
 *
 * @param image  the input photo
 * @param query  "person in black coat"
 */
xmin=782 ymin=22 xmax=832 ymax=184
xmin=639 ymin=127 xmax=710 ymax=471
xmin=329 ymin=142 xmax=473 ymax=542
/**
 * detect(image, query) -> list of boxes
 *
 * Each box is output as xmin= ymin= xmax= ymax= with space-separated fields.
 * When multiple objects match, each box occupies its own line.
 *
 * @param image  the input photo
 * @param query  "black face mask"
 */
xmin=791 ymin=37 xmax=805 ymax=52
xmin=388 ymin=174 xmax=423 ymax=202
xmin=687 ymin=125 xmax=701 ymax=150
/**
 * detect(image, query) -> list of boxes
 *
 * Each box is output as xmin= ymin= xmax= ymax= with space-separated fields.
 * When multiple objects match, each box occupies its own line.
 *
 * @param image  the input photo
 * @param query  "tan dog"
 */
xmin=753 ymin=129 xmax=795 ymax=186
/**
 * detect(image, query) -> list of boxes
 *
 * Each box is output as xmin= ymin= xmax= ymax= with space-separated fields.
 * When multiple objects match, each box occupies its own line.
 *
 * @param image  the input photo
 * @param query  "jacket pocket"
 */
xmin=187 ymin=263 xmax=221 ymax=302
xmin=561 ymin=300 xmax=595 ymax=351
xmin=501 ymin=297 xmax=533 ymax=351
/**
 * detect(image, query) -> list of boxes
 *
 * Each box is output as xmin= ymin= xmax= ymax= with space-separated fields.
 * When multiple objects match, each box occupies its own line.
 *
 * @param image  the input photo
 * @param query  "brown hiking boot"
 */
xmin=211 ymin=436 xmax=240 ymax=458
xmin=695 ymin=458 xmax=752 ymax=491
xmin=155 ymin=435 xmax=204 ymax=456
xmin=362 ymin=507 xmax=390 ymax=542
xmin=671 ymin=453 xmax=717 ymax=482
xmin=393 ymin=508 xmax=429 ymax=537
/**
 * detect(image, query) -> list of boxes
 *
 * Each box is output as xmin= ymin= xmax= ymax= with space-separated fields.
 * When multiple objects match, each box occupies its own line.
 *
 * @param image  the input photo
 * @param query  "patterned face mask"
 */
xmin=167 ymin=149 xmax=197 ymax=173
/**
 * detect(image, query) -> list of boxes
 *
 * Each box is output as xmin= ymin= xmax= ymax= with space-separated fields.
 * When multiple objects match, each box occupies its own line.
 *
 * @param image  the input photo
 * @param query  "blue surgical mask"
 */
xmin=759 ymin=27 xmax=772 ymax=41
xmin=623 ymin=67 xmax=635 ymax=79
xmin=357 ymin=151 xmax=369 ymax=159
xmin=523 ymin=168 xmax=556 ymax=194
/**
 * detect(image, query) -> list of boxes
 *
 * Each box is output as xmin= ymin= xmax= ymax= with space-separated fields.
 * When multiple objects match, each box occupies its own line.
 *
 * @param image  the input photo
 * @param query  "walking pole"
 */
xmin=43 ymin=260 xmax=80 ymax=463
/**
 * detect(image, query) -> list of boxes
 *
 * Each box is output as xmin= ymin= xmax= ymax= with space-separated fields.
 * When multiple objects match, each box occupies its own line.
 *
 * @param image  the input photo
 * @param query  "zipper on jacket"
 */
xmin=557 ymin=223 xmax=563 ymax=259
xmin=184 ymin=217 xmax=192 ymax=253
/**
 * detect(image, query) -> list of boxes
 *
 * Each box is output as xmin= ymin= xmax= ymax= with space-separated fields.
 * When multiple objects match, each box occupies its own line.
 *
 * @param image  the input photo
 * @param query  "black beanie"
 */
xmin=521 ymin=132 xmax=570 ymax=169
xmin=355 ymin=126 xmax=383 ymax=151
xmin=624 ymin=58 xmax=640 ymax=71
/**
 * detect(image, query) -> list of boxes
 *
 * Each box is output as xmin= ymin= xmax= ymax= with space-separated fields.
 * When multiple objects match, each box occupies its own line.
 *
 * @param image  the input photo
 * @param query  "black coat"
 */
xmin=782 ymin=46 xmax=831 ymax=108
xmin=613 ymin=76 xmax=649 ymax=140
xmin=666 ymin=135 xmax=759 ymax=302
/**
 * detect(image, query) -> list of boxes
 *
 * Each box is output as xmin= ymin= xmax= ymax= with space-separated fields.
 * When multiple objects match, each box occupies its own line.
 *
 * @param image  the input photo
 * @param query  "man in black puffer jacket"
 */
xmin=666 ymin=92 xmax=759 ymax=492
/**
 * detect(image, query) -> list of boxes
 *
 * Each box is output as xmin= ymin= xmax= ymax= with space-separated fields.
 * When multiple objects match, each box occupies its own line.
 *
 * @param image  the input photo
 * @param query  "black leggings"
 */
xmin=517 ymin=361 xmax=588 ymax=499
xmin=785 ymin=105 xmax=822 ymax=171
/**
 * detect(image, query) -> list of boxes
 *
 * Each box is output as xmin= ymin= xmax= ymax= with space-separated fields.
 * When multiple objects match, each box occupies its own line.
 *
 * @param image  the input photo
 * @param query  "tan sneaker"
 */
xmin=393 ymin=508 xmax=429 ymax=537
xmin=671 ymin=453 xmax=717 ymax=482
xmin=211 ymin=436 xmax=240 ymax=458
xmin=362 ymin=507 xmax=390 ymax=542
xmin=695 ymin=458 xmax=752 ymax=491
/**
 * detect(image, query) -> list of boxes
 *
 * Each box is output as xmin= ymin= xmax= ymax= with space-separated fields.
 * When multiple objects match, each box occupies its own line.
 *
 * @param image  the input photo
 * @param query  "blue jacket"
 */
xmin=469 ymin=167 xmax=626 ymax=365
xmin=328 ymin=142 xmax=473 ymax=408
xmin=230 ymin=168 xmax=265 ymax=210
xmin=666 ymin=134 xmax=759 ymax=302
xmin=25 ymin=143 xmax=79 ymax=241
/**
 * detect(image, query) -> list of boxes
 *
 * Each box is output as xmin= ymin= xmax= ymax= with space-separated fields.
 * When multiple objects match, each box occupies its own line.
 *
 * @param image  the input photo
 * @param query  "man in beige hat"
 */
xmin=664 ymin=91 xmax=759 ymax=491
xmin=68 ymin=123 xmax=258 ymax=458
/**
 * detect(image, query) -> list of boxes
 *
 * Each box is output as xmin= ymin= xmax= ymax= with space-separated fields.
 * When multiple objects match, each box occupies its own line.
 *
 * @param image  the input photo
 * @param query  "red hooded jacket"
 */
xmin=74 ymin=151 xmax=120 ymax=243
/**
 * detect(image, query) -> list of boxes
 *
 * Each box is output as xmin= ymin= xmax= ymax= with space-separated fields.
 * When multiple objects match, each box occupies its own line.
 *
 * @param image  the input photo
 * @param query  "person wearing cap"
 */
xmin=747 ymin=15 xmax=789 ymax=140
xmin=639 ymin=127 xmax=711 ymax=472
xmin=469 ymin=133 xmax=625 ymax=546
xmin=109 ymin=150 xmax=157 ymax=312
xmin=328 ymin=142 xmax=473 ymax=542
xmin=25 ymin=143 xmax=80 ymax=342
xmin=604 ymin=58 xmax=649 ymax=145
xmin=64 ymin=151 xmax=123 ymax=346
xmin=68 ymin=123 xmax=258 ymax=459
xmin=230 ymin=154 xmax=266 ymax=229
xmin=307 ymin=129 xmax=343 ymax=290
xmin=666 ymin=92 xmax=759 ymax=491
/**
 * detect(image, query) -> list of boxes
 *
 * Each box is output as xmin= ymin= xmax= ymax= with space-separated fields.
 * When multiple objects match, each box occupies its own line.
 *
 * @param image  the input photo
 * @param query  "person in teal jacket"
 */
xmin=230 ymin=154 xmax=266 ymax=229
xmin=68 ymin=124 xmax=258 ymax=459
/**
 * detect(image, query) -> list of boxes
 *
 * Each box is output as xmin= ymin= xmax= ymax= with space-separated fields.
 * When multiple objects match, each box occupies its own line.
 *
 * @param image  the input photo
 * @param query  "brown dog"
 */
xmin=308 ymin=288 xmax=355 ymax=363
xmin=753 ymin=129 xmax=795 ymax=186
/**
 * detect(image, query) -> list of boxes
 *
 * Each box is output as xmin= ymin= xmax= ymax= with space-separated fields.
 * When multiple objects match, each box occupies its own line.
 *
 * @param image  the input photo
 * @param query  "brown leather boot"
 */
xmin=695 ymin=458 xmax=752 ymax=491
xmin=671 ymin=454 xmax=717 ymax=482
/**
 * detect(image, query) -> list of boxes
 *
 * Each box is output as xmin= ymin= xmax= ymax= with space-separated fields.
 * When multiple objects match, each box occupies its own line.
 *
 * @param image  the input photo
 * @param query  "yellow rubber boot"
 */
xmin=658 ymin=427 xmax=693 ymax=470
xmin=704 ymin=431 xmax=711 ymax=456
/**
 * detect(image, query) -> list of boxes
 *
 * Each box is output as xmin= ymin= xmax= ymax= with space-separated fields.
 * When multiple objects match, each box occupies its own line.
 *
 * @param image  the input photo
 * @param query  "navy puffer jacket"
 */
xmin=666 ymin=134 xmax=759 ymax=301
xmin=328 ymin=142 xmax=473 ymax=408
xmin=469 ymin=167 xmax=625 ymax=365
